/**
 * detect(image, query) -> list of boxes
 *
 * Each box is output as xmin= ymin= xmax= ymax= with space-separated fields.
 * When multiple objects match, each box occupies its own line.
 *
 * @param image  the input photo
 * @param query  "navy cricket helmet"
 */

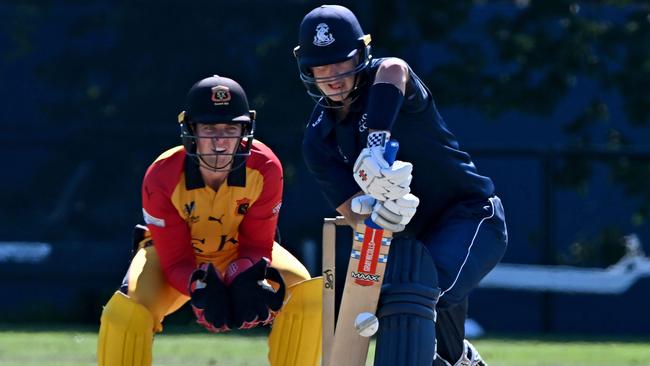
xmin=178 ymin=75 xmax=256 ymax=171
xmin=293 ymin=5 xmax=372 ymax=107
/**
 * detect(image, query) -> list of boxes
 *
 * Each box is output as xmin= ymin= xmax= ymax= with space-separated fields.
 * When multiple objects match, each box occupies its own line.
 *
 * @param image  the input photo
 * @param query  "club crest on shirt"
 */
xmin=236 ymin=198 xmax=251 ymax=215
xmin=313 ymin=23 xmax=335 ymax=46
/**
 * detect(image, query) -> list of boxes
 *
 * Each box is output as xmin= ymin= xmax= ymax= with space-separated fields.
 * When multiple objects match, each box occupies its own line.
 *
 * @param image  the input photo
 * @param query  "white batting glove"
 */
xmin=353 ymin=150 xmax=413 ymax=201
xmin=371 ymin=193 xmax=420 ymax=233
xmin=351 ymin=194 xmax=420 ymax=233
xmin=351 ymin=195 xmax=376 ymax=215
xmin=353 ymin=132 xmax=413 ymax=201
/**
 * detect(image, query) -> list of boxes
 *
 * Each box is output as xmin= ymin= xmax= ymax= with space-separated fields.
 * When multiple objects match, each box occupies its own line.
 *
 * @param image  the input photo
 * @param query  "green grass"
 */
xmin=474 ymin=336 xmax=650 ymax=366
xmin=0 ymin=325 xmax=649 ymax=366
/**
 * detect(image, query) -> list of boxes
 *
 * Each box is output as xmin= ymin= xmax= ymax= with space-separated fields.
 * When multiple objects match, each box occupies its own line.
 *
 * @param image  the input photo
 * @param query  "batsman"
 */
xmin=97 ymin=75 xmax=321 ymax=366
xmin=294 ymin=5 xmax=508 ymax=366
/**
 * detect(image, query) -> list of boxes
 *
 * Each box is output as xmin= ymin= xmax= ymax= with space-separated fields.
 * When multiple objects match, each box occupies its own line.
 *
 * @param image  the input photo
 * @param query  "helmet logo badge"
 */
xmin=211 ymin=85 xmax=231 ymax=105
xmin=313 ymin=23 xmax=335 ymax=46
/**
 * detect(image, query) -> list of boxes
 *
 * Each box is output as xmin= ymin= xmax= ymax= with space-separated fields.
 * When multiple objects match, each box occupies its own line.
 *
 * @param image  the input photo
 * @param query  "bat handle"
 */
xmin=365 ymin=139 xmax=399 ymax=229
xmin=384 ymin=140 xmax=399 ymax=166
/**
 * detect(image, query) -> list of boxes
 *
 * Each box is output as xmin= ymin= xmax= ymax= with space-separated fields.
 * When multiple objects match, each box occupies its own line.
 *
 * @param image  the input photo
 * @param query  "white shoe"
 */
xmin=435 ymin=340 xmax=487 ymax=366
xmin=459 ymin=340 xmax=487 ymax=366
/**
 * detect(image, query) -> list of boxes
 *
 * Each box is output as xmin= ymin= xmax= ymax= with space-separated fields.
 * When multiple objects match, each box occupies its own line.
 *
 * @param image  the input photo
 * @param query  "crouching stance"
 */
xmin=97 ymin=75 xmax=321 ymax=366
xmin=294 ymin=5 xmax=509 ymax=365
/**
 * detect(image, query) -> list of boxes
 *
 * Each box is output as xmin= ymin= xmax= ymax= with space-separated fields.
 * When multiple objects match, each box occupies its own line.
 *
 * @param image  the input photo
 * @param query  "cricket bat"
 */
xmin=321 ymin=216 xmax=346 ymax=366
xmin=327 ymin=140 xmax=399 ymax=366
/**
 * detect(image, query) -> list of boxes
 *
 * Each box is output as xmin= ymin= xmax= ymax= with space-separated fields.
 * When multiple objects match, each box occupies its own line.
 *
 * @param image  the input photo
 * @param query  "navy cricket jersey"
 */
xmin=302 ymin=58 xmax=494 ymax=237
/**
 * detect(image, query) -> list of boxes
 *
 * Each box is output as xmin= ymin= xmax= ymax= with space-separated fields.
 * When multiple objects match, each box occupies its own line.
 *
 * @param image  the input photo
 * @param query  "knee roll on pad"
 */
xmin=97 ymin=291 xmax=154 ymax=366
xmin=374 ymin=238 xmax=440 ymax=366
xmin=268 ymin=278 xmax=322 ymax=366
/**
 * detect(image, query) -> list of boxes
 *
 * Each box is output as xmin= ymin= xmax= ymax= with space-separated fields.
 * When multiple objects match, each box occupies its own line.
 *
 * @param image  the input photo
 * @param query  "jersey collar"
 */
xmin=227 ymin=156 xmax=246 ymax=187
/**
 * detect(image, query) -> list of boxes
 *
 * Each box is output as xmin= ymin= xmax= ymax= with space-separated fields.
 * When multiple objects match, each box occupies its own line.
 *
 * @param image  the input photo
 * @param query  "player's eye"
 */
xmin=224 ymin=126 xmax=241 ymax=137
xmin=198 ymin=126 xmax=216 ymax=136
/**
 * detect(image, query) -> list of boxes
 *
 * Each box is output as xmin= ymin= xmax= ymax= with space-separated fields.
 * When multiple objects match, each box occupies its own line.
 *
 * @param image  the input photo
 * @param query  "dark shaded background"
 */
xmin=1 ymin=1 xmax=650 ymax=334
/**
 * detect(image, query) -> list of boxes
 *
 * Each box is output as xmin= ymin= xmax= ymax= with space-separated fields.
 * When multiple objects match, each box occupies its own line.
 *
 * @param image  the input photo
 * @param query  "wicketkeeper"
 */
xmin=97 ymin=75 xmax=321 ymax=366
xmin=294 ymin=5 xmax=508 ymax=366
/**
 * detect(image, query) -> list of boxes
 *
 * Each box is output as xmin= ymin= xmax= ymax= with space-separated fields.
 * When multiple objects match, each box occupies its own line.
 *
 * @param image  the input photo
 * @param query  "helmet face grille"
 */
xmin=178 ymin=75 xmax=257 ymax=172
xmin=179 ymin=115 xmax=255 ymax=172
xmin=294 ymin=5 xmax=372 ymax=108
xmin=296 ymin=45 xmax=372 ymax=109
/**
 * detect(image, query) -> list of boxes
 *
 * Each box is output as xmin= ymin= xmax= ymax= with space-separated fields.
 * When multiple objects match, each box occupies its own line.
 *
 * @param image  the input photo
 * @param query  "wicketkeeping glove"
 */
xmin=224 ymin=258 xmax=286 ymax=330
xmin=189 ymin=263 xmax=230 ymax=333
xmin=353 ymin=131 xmax=413 ymax=201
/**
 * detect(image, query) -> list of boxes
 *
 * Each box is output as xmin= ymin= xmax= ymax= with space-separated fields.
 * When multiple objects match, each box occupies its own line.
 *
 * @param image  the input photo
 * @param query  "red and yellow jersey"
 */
xmin=141 ymin=140 xmax=283 ymax=295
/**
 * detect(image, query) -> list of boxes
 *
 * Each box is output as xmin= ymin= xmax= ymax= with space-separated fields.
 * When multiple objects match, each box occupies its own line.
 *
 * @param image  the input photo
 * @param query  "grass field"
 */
xmin=0 ymin=324 xmax=649 ymax=366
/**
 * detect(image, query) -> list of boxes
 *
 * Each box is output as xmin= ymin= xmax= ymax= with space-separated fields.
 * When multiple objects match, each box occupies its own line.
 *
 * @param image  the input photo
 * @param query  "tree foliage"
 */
xmin=3 ymin=1 xmax=649 ymax=265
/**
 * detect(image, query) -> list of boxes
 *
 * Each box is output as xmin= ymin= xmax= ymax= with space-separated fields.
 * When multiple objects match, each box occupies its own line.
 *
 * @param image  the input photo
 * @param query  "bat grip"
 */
xmin=383 ymin=140 xmax=399 ymax=166
xmin=365 ymin=139 xmax=399 ymax=229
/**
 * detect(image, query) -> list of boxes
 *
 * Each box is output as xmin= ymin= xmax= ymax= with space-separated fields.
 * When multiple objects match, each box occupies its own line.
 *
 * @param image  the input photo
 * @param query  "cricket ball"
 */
xmin=354 ymin=312 xmax=379 ymax=337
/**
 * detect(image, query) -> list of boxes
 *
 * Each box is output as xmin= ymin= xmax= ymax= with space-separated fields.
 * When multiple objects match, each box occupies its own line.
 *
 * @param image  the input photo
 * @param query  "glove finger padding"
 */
xmin=369 ymin=182 xmax=411 ymax=202
xmin=371 ymin=193 xmax=420 ymax=232
xmin=228 ymin=258 xmax=286 ymax=329
xmin=371 ymin=211 xmax=405 ymax=233
xmin=401 ymin=175 xmax=413 ymax=190
xmin=189 ymin=263 xmax=230 ymax=333
xmin=380 ymin=160 xmax=413 ymax=184
xmin=384 ymin=194 xmax=420 ymax=217
xmin=351 ymin=195 xmax=376 ymax=215
xmin=356 ymin=157 xmax=414 ymax=201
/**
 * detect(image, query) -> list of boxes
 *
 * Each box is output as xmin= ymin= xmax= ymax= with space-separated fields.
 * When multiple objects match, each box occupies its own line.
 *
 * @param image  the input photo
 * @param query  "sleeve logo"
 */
xmin=272 ymin=201 xmax=282 ymax=216
xmin=143 ymin=208 xmax=166 ymax=227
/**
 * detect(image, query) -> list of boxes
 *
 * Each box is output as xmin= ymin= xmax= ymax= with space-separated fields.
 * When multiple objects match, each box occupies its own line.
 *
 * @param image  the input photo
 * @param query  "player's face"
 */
xmin=311 ymin=58 xmax=358 ymax=102
xmin=195 ymin=123 xmax=243 ymax=169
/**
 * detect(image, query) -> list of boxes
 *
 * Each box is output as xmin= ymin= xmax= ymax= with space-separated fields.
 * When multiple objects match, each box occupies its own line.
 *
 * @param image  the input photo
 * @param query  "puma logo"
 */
xmin=191 ymin=238 xmax=206 ymax=253
xmin=208 ymin=214 xmax=225 ymax=225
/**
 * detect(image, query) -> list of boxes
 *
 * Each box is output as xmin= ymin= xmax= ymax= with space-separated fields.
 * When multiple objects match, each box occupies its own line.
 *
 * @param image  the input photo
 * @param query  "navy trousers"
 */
xmin=423 ymin=195 xmax=508 ymax=362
